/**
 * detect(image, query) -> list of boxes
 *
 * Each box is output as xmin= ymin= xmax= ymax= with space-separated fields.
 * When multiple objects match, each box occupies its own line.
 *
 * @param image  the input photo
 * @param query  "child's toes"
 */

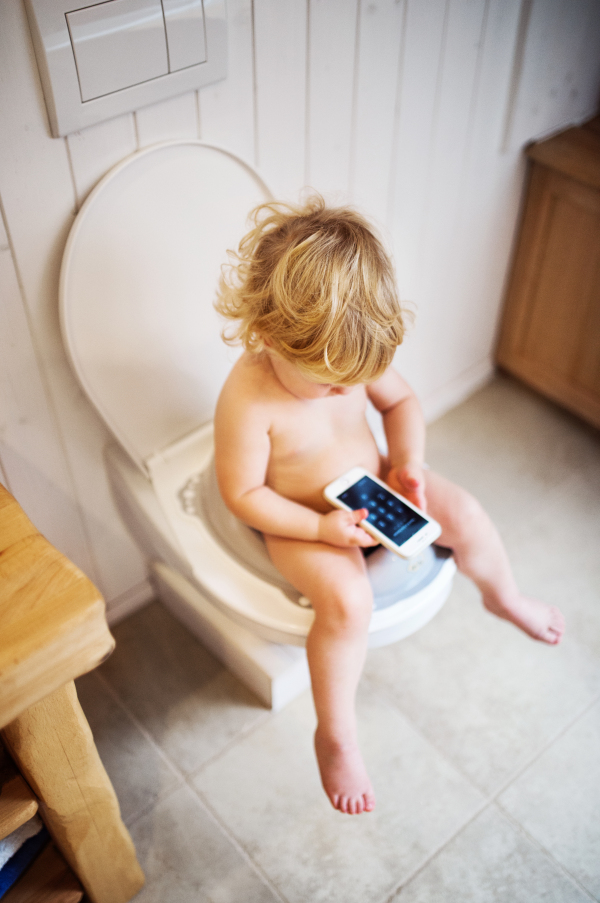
xmin=547 ymin=607 xmax=565 ymax=643
xmin=363 ymin=792 xmax=375 ymax=812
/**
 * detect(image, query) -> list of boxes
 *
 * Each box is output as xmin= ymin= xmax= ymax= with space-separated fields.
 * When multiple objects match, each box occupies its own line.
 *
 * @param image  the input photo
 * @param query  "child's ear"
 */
xmin=262 ymin=337 xmax=273 ymax=348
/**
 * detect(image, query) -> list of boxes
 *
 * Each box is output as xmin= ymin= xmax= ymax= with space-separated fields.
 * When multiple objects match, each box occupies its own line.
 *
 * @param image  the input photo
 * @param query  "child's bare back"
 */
xmin=213 ymin=195 xmax=565 ymax=816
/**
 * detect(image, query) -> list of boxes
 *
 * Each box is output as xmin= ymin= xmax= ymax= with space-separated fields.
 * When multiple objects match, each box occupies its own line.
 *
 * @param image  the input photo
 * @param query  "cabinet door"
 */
xmin=497 ymin=164 xmax=600 ymax=428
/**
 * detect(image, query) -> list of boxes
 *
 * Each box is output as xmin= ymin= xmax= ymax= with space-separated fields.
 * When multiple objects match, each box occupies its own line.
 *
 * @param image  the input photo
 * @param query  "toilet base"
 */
xmin=151 ymin=561 xmax=310 ymax=711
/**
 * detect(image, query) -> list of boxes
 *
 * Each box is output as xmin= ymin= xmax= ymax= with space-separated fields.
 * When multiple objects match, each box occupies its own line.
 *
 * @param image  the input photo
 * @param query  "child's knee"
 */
xmin=316 ymin=582 xmax=373 ymax=637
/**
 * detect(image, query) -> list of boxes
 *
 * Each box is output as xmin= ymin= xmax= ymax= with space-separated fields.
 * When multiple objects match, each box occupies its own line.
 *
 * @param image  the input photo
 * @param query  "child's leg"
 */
xmin=264 ymin=535 xmax=376 ymax=814
xmin=424 ymin=471 xmax=565 ymax=643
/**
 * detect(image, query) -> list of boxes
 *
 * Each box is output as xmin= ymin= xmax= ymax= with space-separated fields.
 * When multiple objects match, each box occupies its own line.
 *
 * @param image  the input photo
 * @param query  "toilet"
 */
xmin=59 ymin=141 xmax=456 ymax=709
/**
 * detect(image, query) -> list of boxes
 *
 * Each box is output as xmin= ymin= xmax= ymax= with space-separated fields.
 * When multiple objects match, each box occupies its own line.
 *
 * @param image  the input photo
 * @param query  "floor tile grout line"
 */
xmin=486 ymin=691 xmax=600 ymax=803
xmin=122 ymin=785 xmax=182 ymax=831
xmin=188 ymin=779 xmax=292 ymax=903
xmin=496 ymin=803 xmax=600 ymax=902
xmin=90 ymin=671 xmax=290 ymax=900
xmin=186 ymin=706 xmax=274 ymax=779
xmin=377 ymin=691 xmax=600 ymax=902
xmin=367 ymin=664 xmax=600 ymax=805
xmin=363 ymin=673 xmax=489 ymax=795
xmin=381 ymin=797 xmax=494 ymax=903
xmin=90 ymin=670 xmax=186 ymax=790
xmin=87 ymin=670 xmax=197 ymax=830
xmin=92 ymin=665 xmax=272 ymax=799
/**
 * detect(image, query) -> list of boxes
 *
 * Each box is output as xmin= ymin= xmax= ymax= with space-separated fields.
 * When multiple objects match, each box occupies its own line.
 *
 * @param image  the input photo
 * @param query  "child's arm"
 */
xmin=367 ymin=367 xmax=428 ymax=510
xmin=214 ymin=385 xmax=376 ymax=548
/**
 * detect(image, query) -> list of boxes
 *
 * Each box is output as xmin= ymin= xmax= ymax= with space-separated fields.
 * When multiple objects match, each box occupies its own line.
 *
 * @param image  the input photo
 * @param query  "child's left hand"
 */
xmin=387 ymin=462 xmax=427 ymax=512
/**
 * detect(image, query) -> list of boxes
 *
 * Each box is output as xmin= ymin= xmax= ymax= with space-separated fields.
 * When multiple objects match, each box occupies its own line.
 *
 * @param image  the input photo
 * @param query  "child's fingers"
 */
xmin=412 ymin=485 xmax=427 ymax=512
xmin=350 ymin=526 xmax=376 ymax=547
xmin=356 ymin=530 xmax=378 ymax=547
xmin=350 ymin=507 xmax=369 ymax=523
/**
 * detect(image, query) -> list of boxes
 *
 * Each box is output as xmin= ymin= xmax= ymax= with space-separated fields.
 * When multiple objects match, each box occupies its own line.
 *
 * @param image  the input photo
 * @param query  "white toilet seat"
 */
xmin=138 ymin=421 xmax=456 ymax=647
xmin=59 ymin=140 xmax=455 ymax=681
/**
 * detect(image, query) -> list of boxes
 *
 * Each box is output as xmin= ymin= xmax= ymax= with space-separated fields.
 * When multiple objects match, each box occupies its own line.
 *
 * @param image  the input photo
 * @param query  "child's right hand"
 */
xmin=318 ymin=508 xmax=378 ymax=548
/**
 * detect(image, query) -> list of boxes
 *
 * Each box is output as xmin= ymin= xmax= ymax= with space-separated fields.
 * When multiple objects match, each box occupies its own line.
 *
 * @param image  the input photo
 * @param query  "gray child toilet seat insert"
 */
xmin=178 ymin=457 xmax=452 ymax=612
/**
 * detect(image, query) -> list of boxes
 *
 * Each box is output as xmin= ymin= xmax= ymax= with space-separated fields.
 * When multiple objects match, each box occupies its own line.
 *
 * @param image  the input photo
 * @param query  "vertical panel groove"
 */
xmin=251 ymin=0 xmax=259 ymax=167
xmin=386 ymin=0 xmax=409 ymax=231
xmin=195 ymin=90 xmax=202 ymax=138
xmin=420 ymin=0 xmax=452 ymax=239
xmin=348 ymin=0 xmax=363 ymax=198
xmin=304 ymin=0 xmax=311 ymax=188
xmin=455 ymin=0 xmax=491 ymax=222
xmin=501 ymin=0 xmax=534 ymax=151
xmin=63 ymin=136 xmax=80 ymax=214
xmin=133 ymin=110 xmax=141 ymax=149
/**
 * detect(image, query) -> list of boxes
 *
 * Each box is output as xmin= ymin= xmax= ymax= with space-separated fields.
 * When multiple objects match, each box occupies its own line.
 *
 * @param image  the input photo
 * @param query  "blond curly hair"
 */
xmin=215 ymin=194 xmax=408 ymax=385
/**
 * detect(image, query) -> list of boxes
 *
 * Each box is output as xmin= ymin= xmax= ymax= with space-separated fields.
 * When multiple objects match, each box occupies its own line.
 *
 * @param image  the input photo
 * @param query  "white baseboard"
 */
xmin=106 ymin=578 xmax=155 ymax=626
xmin=422 ymin=358 xmax=496 ymax=425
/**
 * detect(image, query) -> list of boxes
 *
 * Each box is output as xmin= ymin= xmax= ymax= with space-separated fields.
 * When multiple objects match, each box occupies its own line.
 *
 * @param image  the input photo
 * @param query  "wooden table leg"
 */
xmin=1 ymin=682 xmax=144 ymax=903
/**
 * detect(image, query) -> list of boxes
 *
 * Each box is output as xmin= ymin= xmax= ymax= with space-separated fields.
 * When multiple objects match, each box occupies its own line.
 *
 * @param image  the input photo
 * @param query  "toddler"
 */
xmin=213 ymin=196 xmax=565 ymax=816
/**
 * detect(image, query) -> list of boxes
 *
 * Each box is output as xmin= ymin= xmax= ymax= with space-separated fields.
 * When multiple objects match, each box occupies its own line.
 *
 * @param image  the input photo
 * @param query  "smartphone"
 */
xmin=323 ymin=466 xmax=441 ymax=558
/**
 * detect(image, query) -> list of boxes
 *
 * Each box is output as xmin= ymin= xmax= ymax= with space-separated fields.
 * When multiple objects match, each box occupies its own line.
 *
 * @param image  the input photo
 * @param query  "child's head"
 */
xmin=215 ymin=194 xmax=408 ymax=385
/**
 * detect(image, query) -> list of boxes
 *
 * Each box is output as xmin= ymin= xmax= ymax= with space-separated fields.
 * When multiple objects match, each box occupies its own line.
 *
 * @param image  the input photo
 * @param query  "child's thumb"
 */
xmin=352 ymin=507 xmax=369 ymax=522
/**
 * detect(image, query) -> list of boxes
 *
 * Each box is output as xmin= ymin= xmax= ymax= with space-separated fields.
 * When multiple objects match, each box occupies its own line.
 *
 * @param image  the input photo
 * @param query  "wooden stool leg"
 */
xmin=1 ymin=682 xmax=144 ymax=903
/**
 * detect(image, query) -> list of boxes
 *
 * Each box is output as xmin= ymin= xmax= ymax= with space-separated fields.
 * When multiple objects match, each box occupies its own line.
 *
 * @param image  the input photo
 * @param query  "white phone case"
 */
xmin=323 ymin=466 xmax=441 ymax=558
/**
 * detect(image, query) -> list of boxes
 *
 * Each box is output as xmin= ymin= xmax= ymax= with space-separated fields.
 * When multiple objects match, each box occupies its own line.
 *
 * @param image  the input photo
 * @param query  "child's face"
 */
xmin=267 ymin=352 xmax=355 ymax=401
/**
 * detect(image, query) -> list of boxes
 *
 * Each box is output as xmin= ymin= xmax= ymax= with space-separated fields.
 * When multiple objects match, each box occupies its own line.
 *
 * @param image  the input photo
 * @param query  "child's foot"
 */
xmin=314 ymin=729 xmax=375 ymax=814
xmin=483 ymin=594 xmax=565 ymax=644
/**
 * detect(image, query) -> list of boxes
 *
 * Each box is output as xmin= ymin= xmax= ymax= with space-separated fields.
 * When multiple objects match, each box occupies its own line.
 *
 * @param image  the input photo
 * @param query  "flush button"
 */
xmin=67 ymin=0 xmax=169 ymax=101
xmin=163 ymin=0 xmax=207 ymax=71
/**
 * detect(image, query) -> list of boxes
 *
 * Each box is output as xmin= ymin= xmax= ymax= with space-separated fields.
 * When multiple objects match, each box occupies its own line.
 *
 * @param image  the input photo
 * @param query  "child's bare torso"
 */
xmin=225 ymin=353 xmax=382 ymax=513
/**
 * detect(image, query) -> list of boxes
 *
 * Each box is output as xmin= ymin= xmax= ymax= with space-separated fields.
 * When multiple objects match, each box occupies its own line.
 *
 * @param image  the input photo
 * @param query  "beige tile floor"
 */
xmin=77 ymin=374 xmax=600 ymax=903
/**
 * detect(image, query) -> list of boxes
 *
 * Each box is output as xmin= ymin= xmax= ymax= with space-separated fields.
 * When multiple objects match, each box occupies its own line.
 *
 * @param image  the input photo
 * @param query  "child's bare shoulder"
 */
xmin=216 ymin=353 xmax=275 ymax=427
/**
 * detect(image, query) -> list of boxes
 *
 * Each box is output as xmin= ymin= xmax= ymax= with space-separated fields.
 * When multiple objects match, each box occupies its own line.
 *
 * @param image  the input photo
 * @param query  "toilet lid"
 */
xmin=60 ymin=141 xmax=272 ymax=475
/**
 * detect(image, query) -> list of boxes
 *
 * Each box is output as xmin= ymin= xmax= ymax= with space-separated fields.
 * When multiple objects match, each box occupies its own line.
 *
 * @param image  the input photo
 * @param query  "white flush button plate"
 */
xmin=25 ymin=0 xmax=226 ymax=137
xmin=67 ymin=0 xmax=168 ymax=101
xmin=163 ymin=0 xmax=207 ymax=71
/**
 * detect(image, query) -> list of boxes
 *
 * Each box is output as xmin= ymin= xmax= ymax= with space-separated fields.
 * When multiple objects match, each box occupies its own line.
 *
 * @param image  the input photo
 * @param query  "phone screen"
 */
xmin=338 ymin=475 xmax=428 ymax=546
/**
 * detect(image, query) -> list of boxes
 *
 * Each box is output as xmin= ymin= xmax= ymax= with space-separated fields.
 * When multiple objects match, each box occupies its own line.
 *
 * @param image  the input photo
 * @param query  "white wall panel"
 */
xmin=135 ymin=92 xmax=200 ymax=148
xmin=0 ymin=247 xmax=97 ymax=573
xmin=406 ymin=0 xmax=489 ymax=402
xmin=0 ymin=0 xmax=148 ymax=605
xmin=388 ymin=0 xmax=450 ymax=395
xmin=198 ymin=0 xmax=255 ymax=164
xmin=307 ymin=0 xmax=358 ymax=198
xmin=351 ymin=0 xmax=406 ymax=228
xmin=506 ymin=0 xmax=600 ymax=149
xmin=418 ymin=0 xmax=526 ymax=420
xmin=254 ymin=0 xmax=308 ymax=199
xmin=443 ymin=0 xmax=525 ymax=372
xmin=67 ymin=115 xmax=137 ymax=209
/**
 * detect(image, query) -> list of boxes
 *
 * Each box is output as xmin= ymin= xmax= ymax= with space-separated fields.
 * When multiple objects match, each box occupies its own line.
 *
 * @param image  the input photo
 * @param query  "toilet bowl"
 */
xmin=59 ymin=141 xmax=455 ymax=708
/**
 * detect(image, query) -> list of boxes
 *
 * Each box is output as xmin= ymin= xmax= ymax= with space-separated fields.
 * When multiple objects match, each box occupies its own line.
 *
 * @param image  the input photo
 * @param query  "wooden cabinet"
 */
xmin=496 ymin=118 xmax=600 ymax=428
